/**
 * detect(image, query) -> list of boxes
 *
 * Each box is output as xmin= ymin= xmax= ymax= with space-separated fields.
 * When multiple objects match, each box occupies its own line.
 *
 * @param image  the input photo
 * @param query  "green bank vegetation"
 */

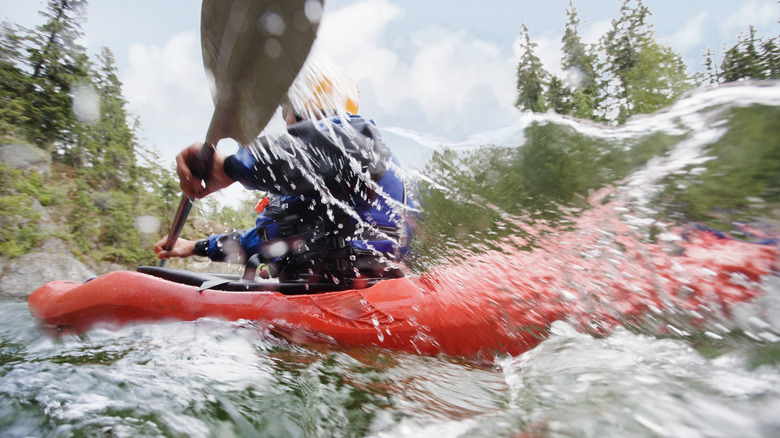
xmin=0 ymin=0 xmax=255 ymax=267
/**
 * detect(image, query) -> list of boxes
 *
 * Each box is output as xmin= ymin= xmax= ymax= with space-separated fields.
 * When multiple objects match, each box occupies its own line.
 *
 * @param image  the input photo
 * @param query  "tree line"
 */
xmin=409 ymin=0 xmax=780 ymax=268
xmin=515 ymin=0 xmax=780 ymax=125
xmin=0 ymin=0 xmax=257 ymax=267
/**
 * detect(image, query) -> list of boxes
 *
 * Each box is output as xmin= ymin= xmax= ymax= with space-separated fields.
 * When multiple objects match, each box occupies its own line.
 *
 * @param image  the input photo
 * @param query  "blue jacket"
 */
xmin=204 ymin=114 xmax=410 ymax=265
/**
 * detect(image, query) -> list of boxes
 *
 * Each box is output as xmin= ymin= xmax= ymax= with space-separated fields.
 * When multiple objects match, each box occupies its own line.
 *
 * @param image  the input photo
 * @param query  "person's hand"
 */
xmin=176 ymin=142 xmax=234 ymax=198
xmin=154 ymin=236 xmax=197 ymax=259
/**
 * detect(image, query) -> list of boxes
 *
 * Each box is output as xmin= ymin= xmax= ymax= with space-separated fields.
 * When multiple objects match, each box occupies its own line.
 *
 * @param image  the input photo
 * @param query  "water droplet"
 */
xmin=72 ymin=83 xmax=100 ymax=124
xmin=264 ymin=38 xmax=282 ymax=58
xmin=304 ymin=0 xmax=323 ymax=23
xmin=134 ymin=215 xmax=160 ymax=234
xmin=259 ymin=11 xmax=285 ymax=35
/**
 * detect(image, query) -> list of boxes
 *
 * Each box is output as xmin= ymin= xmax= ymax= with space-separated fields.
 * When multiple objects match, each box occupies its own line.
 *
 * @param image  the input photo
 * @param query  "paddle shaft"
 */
xmin=159 ymin=142 xmax=215 ymax=265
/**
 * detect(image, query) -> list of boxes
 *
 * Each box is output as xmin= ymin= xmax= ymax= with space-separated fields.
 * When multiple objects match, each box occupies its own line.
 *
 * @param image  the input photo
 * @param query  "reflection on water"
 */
xmin=411 ymin=82 xmax=780 ymax=269
xmin=2 ymin=82 xmax=780 ymax=436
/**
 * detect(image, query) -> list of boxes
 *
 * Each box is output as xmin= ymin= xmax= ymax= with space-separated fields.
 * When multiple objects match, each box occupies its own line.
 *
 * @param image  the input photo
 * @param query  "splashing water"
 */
xmin=3 ymin=81 xmax=780 ymax=436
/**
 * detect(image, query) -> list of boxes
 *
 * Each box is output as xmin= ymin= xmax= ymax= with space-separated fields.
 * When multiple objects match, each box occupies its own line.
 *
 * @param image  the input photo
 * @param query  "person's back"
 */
xmin=155 ymin=65 xmax=410 ymax=287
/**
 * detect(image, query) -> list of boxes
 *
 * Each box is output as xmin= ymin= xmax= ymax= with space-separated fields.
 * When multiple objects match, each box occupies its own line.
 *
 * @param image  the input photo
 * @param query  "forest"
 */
xmin=514 ymin=0 xmax=779 ymax=124
xmin=0 ymin=1 xmax=259 ymax=268
xmin=0 ymin=0 xmax=778 ymax=270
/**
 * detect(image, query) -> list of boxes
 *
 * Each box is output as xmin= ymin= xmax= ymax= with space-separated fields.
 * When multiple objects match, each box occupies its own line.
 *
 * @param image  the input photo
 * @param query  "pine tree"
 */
xmin=515 ymin=24 xmax=548 ymax=113
xmin=546 ymin=75 xmax=572 ymax=115
xmin=559 ymin=0 xmax=600 ymax=120
xmin=701 ymin=47 xmax=720 ymax=86
xmin=762 ymin=37 xmax=780 ymax=79
xmin=600 ymin=0 xmax=690 ymax=123
xmin=719 ymin=26 xmax=780 ymax=82
xmin=0 ymin=1 xmax=182 ymax=265
xmin=721 ymin=26 xmax=766 ymax=82
xmin=0 ymin=23 xmax=31 ymax=137
xmin=20 ymin=0 xmax=89 ymax=147
xmin=70 ymin=47 xmax=138 ymax=188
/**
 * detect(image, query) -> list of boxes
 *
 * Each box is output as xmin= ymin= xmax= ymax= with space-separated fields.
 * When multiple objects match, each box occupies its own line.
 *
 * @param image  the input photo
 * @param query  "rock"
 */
xmin=0 ymin=252 xmax=96 ymax=299
xmin=0 ymin=142 xmax=50 ymax=174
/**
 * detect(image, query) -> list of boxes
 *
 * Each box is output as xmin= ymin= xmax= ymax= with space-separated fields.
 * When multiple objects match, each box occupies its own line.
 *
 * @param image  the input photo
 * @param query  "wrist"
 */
xmin=210 ymin=151 xmax=235 ymax=189
xmin=193 ymin=239 xmax=209 ymax=257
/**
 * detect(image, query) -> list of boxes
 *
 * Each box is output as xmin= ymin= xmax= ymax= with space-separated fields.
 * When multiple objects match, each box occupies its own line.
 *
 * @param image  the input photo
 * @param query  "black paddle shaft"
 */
xmin=161 ymin=142 xmax=215 ymax=255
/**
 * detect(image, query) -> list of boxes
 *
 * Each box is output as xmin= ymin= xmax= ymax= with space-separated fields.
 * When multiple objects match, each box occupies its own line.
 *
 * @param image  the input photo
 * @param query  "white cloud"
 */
xmin=720 ymin=1 xmax=780 ymax=37
xmin=664 ymin=11 xmax=708 ymax=54
xmin=124 ymin=32 xmax=211 ymax=112
xmin=316 ymin=0 xmax=518 ymax=140
xmin=122 ymin=32 xmax=213 ymax=158
xmin=408 ymin=27 xmax=513 ymax=115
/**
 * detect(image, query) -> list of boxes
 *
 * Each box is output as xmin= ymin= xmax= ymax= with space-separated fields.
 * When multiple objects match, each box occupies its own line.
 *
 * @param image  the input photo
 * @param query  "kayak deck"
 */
xmin=135 ymin=265 xmax=377 ymax=294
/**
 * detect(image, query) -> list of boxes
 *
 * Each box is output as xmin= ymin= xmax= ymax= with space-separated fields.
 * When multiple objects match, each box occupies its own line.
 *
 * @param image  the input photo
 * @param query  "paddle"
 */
xmin=160 ymin=0 xmax=322 ymax=264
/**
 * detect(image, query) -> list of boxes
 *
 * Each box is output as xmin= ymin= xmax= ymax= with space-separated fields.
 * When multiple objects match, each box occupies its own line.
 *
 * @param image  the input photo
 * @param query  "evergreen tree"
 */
xmin=762 ymin=37 xmax=780 ymax=79
xmin=0 ymin=22 xmax=31 ymax=137
xmin=559 ymin=0 xmax=600 ymax=120
xmin=721 ymin=26 xmax=765 ymax=82
xmin=623 ymin=40 xmax=689 ymax=117
xmin=599 ymin=0 xmax=690 ymax=123
xmin=701 ymin=47 xmax=721 ymax=86
xmin=718 ymin=26 xmax=780 ymax=83
xmin=0 ymin=1 xmax=183 ymax=266
xmin=546 ymin=75 xmax=572 ymax=115
xmin=515 ymin=24 xmax=548 ymax=112
xmin=20 ymin=0 xmax=90 ymax=147
xmin=68 ymin=46 xmax=137 ymax=187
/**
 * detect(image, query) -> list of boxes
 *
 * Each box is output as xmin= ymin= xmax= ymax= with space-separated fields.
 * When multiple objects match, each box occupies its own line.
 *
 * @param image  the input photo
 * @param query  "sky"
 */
xmin=2 ymin=0 xmax=779 ymax=168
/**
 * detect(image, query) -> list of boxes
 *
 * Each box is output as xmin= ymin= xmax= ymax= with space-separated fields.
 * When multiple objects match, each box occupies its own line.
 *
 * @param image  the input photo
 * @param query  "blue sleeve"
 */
xmin=204 ymin=210 xmax=281 ymax=262
xmin=222 ymin=115 xmax=390 ymax=203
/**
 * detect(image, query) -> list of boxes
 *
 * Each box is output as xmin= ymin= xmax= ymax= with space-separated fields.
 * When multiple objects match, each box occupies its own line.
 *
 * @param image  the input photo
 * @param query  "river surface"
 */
xmin=2 ymin=81 xmax=780 ymax=437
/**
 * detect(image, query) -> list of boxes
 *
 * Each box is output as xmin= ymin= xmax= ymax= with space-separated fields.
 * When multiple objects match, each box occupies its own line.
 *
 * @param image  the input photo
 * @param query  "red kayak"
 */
xmin=28 ymin=197 xmax=779 ymax=359
xmin=28 ymin=266 xmax=562 ymax=360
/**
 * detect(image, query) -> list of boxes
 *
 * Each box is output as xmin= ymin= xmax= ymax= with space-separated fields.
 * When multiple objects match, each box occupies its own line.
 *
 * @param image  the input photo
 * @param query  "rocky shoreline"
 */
xmin=0 ymin=142 xmax=121 ymax=298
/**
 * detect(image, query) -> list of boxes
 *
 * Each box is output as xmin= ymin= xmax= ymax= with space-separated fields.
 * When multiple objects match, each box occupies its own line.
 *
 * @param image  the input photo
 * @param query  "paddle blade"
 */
xmin=201 ymin=0 xmax=322 ymax=146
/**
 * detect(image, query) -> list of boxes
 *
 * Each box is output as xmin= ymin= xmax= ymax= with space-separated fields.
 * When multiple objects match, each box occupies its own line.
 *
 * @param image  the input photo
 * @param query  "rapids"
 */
xmin=2 ymin=81 xmax=780 ymax=437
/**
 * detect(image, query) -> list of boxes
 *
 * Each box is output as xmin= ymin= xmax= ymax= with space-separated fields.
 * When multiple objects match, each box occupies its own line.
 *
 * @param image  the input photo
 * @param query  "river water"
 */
xmin=2 ymin=81 xmax=780 ymax=437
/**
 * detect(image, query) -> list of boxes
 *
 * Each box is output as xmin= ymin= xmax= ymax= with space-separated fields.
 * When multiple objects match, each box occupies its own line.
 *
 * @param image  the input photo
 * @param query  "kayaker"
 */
xmin=154 ymin=69 xmax=409 ymax=285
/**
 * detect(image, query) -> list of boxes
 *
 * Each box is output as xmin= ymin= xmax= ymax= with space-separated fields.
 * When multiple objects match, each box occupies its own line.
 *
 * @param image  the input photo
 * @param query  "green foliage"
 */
xmin=622 ymin=40 xmax=690 ymax=118
xmin=0 ymin=164 xmax=57 ymax=257
xmin=656 ymin=105 xmax=780 ymax=231
xmin=410 ymin=122 xmax=682 ymax=268
xmin=558 ymin=0 xmax=600 ymax=120
xmin=599 ymin=0 xmax=692 ymax=123
xmin=198 ymin=192 xmax=261 ymax=234
xmin=514 ymin=24 xmax=548 ymax=112
xmin=515 ymin=0 xmax=692 ymax=125
xmin=0 ymin=1 xmax=180 ymax=267
xmin=0 ymin=23 xmax=32 ymax=138
xmin=710 ymin=26 xmax=780 ymax=84
xmin=11 ymin=0 xmax=89 ymax=147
